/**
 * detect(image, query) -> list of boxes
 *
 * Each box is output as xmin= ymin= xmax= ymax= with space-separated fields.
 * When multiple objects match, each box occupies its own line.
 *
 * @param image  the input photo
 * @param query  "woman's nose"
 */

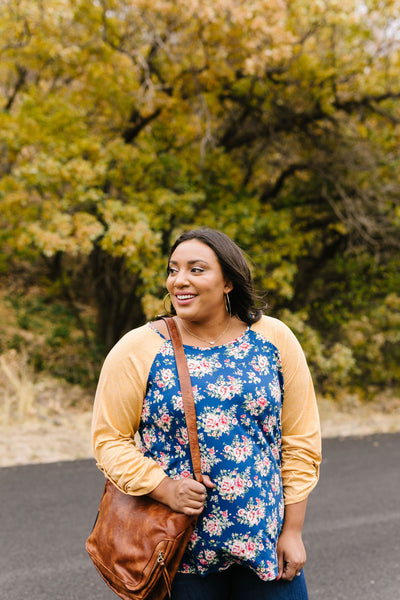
xmin=174 ymin=270 xmax=189 ymax=286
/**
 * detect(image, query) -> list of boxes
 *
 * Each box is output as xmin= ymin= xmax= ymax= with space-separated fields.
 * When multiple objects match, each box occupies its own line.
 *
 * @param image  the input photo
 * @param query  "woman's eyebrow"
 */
xmin=169 ymin=259 xmax=209 ymax=266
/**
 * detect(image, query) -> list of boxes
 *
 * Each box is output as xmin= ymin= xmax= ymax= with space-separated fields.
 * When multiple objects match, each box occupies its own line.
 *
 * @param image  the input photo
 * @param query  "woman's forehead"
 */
xmin=169 ymin=239 xmax=218 ymax=263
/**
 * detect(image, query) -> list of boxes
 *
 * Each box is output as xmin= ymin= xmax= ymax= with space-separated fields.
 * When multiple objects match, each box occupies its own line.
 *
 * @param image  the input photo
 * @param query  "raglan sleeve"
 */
xmin=91 ymin=328 xmax=168 ymax=496
xmin=278 ymin=321 xmax=322 ymax=505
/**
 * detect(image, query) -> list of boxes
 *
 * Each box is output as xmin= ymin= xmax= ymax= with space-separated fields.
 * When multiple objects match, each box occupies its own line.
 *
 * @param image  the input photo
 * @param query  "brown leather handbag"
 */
xmin=86 ymin=317 xmax=203 ymax=600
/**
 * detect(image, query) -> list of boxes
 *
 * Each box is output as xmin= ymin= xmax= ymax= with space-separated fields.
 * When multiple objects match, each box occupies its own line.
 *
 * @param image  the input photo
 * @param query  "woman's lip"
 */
xmin=174 ymin=294 xmax=197 ymax=304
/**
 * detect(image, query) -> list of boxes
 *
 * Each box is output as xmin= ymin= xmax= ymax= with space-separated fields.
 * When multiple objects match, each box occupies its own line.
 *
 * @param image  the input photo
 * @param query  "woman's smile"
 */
xmin=175 ymin=293 xmax=197 ymax=302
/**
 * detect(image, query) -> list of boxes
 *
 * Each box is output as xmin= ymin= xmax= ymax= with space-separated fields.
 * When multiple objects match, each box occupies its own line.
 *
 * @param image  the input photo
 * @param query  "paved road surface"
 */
xmin=1 ymin=433 xmax=399 ymax=600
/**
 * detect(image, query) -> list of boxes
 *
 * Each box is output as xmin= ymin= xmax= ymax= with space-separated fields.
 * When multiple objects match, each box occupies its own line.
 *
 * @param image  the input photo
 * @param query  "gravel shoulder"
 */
xmin=1 ymin=397 xmax=400 ymax=468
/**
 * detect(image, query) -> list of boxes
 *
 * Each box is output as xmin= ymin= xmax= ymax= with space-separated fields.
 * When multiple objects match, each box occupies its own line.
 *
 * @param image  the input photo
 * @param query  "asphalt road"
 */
xmin=1 ymin=433 xmax=399 ymax=600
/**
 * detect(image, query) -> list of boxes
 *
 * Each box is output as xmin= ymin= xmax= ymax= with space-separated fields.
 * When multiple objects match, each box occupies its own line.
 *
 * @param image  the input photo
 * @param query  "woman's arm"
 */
xmin=276 ymin=498 xmax=308 ymax=580
xmin=276 ymin=320 xmax=322 ymax=504
xmin=92 ymin=326 xmax=168 ymax=495
xmin=252 ymin=317 xmax=321 ymax=505
xmin=274 ymin=320 xmax=320 ymax=579
xmin=252 ymin=318 xmax=321 ymax=580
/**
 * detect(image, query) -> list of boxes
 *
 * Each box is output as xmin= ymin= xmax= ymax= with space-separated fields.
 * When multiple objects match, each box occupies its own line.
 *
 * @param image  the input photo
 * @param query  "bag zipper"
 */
xmin=157 ymin=551 xmax=172 ymax=598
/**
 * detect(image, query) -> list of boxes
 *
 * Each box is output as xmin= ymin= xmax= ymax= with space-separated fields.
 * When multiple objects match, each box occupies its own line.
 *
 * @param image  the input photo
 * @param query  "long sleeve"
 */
xmin=91 ymin=324 xmax=168 ymax=495
xmin=252 ymin=316 xmax=321 ymax=504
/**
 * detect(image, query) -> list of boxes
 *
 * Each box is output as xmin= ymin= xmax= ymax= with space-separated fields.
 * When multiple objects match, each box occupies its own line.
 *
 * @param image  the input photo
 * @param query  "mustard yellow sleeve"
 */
xmin=91 ymin=324 xmax=168 ymax=495
xmin=252 ymin=316 xmax=321 ymax=504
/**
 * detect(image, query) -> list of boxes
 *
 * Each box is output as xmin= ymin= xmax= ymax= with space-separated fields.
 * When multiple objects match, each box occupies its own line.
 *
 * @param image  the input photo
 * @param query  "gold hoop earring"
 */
xmin=225 ymin=293 xmax=232 ymax=316
xmin=163 ymin=292 xmax=172 ymax=316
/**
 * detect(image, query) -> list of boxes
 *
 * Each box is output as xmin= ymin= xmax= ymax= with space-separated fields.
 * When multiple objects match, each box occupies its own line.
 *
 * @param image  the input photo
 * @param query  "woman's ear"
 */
xmin=224 ymin=281 xmax=234 ymax=294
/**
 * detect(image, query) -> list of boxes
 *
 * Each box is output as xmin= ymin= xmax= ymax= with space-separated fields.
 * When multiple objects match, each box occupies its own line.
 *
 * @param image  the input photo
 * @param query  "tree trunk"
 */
xmin=90 ymin=247 xmax=146 ymax=350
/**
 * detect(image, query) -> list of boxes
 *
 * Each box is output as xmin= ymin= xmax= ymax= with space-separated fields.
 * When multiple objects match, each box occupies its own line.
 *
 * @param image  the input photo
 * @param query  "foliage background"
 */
xmin=1 ymin=0 xmax=399 ymax=414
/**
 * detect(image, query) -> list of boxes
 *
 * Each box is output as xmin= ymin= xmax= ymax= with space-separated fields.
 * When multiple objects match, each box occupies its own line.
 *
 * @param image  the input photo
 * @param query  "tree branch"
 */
xmin=259 ymin=163 xmax=309 ymax=203
xmin=4 ymin=65 xmax=27 ymax=112
xmin=334 ymin=91 xmax=400 ymax=122
xmin=122 ymin=107 xmax=162 ymax=143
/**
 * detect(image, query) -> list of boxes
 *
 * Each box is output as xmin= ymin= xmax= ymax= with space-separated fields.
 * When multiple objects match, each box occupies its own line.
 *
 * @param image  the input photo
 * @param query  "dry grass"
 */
xmin=0 ymin=349 xmax=94 ymax=467
xmin=0 ymin=341 xmax=399 ymax=468
xmin=0 ymin=355 xmax=399 ymax=468
xmin=0 ymin=348 xmax=92 ymax=426
xmin=0 ymin=350 xmax=35 ymax=423
xmin=318 ymin=394 xmax=400 ymax=438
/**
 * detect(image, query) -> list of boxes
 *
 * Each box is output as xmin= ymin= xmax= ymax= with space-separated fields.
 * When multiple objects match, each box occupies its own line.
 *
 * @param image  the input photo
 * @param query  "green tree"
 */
xmin=1 ymin=0 xmax=399 ymax=393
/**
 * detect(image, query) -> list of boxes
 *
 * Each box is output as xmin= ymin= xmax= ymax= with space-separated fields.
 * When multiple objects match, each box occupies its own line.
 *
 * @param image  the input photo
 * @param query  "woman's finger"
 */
xmin=281 ymin=560 xmax=303 ymax=581
xmin=202 ymin=474 xmax=215 ymax=489
xmin=276 ymin=549 xmax=284 ymax=580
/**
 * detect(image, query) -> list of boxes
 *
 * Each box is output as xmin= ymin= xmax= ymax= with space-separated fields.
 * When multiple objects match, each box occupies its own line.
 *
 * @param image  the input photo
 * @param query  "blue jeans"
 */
xmin=171 ymin=565 xmax=309 ymax=600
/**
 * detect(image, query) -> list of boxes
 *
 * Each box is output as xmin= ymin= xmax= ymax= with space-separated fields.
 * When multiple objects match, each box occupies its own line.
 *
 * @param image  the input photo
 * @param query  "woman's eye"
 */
xmin=167 ymin=265 xmax=204 ymax=274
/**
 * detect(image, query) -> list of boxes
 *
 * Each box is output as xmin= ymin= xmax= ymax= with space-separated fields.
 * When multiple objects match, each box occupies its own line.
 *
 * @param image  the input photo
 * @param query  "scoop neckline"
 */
xmin=148 ymin=321 xmax=250 ymax=350
xmin=182 ymin=326 xmax=250 ymax=350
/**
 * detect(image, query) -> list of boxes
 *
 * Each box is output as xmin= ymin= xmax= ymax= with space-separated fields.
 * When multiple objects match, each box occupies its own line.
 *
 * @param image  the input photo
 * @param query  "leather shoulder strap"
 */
xmin=162 ymin=317 xmax=203 ymax=484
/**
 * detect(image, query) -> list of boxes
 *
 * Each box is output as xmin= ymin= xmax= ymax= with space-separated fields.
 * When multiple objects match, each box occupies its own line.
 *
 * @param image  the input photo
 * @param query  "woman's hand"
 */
xmin=276 ymin=529 xmax=306 ymax=581
xmin=149 ymin=475 xmax=215 ymax=515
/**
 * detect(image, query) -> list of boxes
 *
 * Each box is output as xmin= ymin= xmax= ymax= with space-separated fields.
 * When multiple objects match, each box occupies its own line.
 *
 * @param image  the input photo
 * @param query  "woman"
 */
xmin=92 ymin=228 xmax=321 ymax=600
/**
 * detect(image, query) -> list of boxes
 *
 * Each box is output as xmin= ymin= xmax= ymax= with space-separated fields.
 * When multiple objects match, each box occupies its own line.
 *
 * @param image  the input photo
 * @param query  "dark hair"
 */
xmin=167 ymin=228 xmax=263 ymax=324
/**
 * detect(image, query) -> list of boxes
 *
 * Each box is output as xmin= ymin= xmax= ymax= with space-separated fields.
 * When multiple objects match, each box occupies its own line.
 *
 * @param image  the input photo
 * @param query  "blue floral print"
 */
xmin=139 ymin=328 xmax=284 ymax=581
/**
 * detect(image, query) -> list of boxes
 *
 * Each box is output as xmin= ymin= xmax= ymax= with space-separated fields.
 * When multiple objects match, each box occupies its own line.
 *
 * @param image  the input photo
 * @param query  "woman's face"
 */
xmin=167 ymin=239 xmax=232 ymax=323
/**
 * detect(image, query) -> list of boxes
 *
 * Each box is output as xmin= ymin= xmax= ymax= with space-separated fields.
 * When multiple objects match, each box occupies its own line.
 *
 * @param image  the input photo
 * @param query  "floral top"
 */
xmin=92 ymin=316 xmax=321 ymax=582
xmin=139 ymin=328 xmax=285 ymax=580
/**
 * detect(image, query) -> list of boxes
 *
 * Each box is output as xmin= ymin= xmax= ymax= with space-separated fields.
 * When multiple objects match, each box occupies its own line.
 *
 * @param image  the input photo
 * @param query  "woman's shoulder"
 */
xmin=251 ymin=314 xmax=293 ymax=337
xmin=117 ymin=321 xmax=162 ymax=344
xmin=148 ymin=317 xmax=169 ymax=339
xmin=103 ymin=322 xmax=165 ymax=365
xmin=250 ymin=314 xmax=302 ymax=351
